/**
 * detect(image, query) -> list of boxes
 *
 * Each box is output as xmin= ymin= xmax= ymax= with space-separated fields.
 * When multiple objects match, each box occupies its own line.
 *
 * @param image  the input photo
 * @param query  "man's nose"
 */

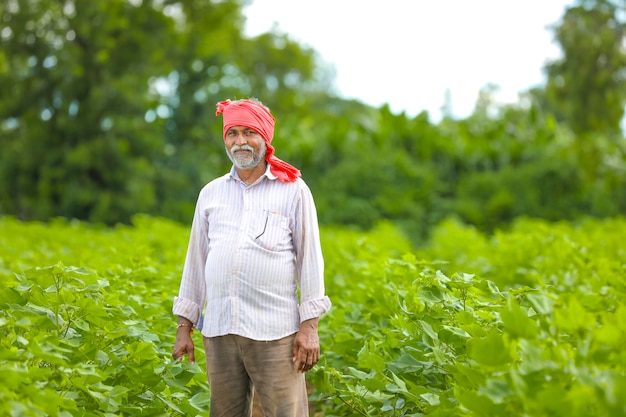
xmin=234 ymin=133 xmax=247 ymax=144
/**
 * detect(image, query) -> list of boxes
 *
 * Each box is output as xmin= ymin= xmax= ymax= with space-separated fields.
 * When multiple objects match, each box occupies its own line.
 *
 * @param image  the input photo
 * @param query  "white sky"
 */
xmin=244 ymin=0 xmax=576 ymax=120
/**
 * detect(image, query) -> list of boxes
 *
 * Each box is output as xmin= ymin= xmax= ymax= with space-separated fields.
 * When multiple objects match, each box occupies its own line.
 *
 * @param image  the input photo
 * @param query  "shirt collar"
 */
xmin=228 ymin=164 xmax=277 ymax=184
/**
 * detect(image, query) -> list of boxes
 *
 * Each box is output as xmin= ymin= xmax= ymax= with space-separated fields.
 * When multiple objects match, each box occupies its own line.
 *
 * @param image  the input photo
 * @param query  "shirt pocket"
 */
xmin=249 ymin=209 xmax=291 ymax=251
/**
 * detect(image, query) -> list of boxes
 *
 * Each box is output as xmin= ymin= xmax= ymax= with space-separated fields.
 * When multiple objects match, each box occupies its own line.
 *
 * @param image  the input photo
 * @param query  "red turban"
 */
xmin=215 ymin=99 xmax=301 ymax=183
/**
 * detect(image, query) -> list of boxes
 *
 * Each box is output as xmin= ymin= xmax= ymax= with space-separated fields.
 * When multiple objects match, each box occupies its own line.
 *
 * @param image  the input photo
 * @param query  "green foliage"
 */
xmin=309 ymin=216 xmax=626 ymax=416
xmin=295 ymin=94 xmax=626 ymax=241
xmin=2 ymin=0 xmax=626 ymax=242
xmin=0 ymin=215 xmax=209 ymax=416
xmin=544 ymin=0 xmax=626 ymax=136
xmin=1 ymin=215 xmax=626 ymax=415
xmin=0 ymin=0 xmax=177 ymax=222
xmin=0 ymin=0 xmax=330 ymax=225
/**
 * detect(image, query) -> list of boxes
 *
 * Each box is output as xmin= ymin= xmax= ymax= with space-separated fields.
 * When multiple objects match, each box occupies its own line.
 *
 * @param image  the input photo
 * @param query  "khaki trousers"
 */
xmin=203 ymin=334 xmax=309 ymax=417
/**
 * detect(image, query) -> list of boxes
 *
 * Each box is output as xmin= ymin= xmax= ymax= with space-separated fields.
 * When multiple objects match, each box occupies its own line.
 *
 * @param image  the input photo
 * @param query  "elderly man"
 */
xmin=172 ymin=98 xmax=331 ymax=417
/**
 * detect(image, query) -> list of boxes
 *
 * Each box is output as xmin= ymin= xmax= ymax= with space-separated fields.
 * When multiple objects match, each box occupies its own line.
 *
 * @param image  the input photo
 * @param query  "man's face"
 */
xmin=225 ymin=126 xmax=267 ymax=170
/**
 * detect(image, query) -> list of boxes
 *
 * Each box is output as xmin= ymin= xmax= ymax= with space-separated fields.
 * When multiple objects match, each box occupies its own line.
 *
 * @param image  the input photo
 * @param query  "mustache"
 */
xmin=231 ymin=144 xmax=254 ymax=153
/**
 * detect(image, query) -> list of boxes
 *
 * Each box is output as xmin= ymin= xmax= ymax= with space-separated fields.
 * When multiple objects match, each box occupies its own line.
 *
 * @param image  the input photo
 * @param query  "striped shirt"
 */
xmin=173 ymin=165 xmax=331 ymax=340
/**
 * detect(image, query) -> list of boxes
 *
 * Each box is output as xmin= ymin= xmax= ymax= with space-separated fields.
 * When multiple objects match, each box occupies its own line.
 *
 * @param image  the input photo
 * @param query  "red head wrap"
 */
xmin=215 ymin=99 xmax=301 ymax=182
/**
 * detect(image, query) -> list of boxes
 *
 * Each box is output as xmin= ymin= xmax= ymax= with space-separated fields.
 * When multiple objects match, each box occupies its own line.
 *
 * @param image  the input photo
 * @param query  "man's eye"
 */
xmin=244 ymin=130 xmax=254 ymax=136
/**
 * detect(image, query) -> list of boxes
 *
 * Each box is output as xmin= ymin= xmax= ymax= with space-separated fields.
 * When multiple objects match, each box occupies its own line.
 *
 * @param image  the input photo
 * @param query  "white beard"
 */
xmin=227 ymin=142 xmax=267 ymax=170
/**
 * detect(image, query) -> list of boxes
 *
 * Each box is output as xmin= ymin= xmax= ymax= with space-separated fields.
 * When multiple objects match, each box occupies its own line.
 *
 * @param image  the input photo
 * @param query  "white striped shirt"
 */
xmin=173 ymin=165 xmax=331 ymax=340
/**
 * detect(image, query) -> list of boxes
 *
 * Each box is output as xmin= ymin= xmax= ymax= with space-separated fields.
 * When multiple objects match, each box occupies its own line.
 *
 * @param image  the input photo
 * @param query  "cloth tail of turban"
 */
xmin=216 ymin=99 xmax=301 ymax=183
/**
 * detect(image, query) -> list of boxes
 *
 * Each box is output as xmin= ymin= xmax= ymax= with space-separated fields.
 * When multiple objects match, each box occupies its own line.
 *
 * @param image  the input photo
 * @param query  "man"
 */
xmin=172 ymin=98 xmax=331 ymax=417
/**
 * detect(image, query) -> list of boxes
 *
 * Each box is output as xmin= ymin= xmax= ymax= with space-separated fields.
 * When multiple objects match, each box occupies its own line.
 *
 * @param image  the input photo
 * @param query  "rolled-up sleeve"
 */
xmin=172 ymin=189 xmax=209 ymax=327
xmin=293 ymin=182 xmax=332 ymax=322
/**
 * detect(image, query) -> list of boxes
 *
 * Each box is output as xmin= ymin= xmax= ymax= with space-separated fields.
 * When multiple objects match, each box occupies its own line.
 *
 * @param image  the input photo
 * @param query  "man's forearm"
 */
xmin=300 ymin=317 xmax=319 ymax=331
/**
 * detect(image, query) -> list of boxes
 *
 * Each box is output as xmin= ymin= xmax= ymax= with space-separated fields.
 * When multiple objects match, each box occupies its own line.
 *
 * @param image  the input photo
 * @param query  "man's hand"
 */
xmin=172 ymin=320 xmax=195 ymax=364
xmin=292 ymin=318 xmax=320 ymax=373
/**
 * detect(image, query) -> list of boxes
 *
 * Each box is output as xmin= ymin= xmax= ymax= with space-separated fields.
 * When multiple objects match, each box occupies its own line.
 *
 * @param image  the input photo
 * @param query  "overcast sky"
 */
xmin=244 ymin=1 xmax=576 ymax=120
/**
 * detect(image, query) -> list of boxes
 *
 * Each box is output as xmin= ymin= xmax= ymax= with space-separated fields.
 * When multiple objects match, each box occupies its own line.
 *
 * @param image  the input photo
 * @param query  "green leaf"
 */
xmin=189 ymin=391 xmax=211 ymax=411
xmin=457 ymin=387 xmax=501 ymax=416
xmin=419 ymin=320 xmax=438 ymax=341
xmin=346 ymin=367 xmax=373 ymax=380
xmin=554 ymin=296 xmax=596 ymax=333
xmin=500 ymin=297 xmax=538 ymax=339
xmin=478 ymin=379 xmax=512 ymax=404
xmin=470 ymin=329 xmax=511 ymax=367
xmin=357 ymin=340 xmax=386 ymax=373
xmin=452 ymin=363 xmax=486 ymax=389
xmin=420 ymin=392 xmax=440 ymax=406
xmin=386 ymin=353 xmax=432 ymax=373
xmin=526 ymin=292 xmax=553 ymax=315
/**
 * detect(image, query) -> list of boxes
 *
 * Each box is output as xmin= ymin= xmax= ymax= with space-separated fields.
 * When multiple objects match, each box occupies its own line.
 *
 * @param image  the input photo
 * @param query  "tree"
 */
xmin=152 ymin=15 xmax=333 ymax=221
xmin=0 ymin=0 xmax=181 ymax=222
xmin=544 ymin=0 xmax=626 ymax=136
xmin=0 ymin=0 xmax=332 ymax=224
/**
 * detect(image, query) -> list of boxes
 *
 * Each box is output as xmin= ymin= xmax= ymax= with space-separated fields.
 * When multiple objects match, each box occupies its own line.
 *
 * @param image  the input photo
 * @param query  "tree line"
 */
xmin=1 ymin=0 xmax=625 ymax=243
